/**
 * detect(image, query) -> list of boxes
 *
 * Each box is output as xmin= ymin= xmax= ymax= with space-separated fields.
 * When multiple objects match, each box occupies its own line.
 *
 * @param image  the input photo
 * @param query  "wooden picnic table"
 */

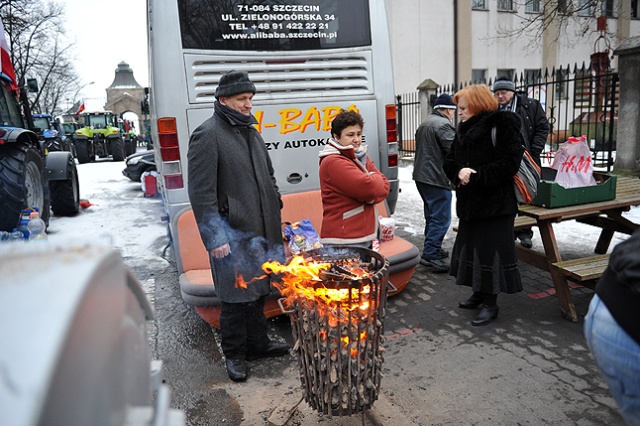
xmin=515 ymin=176 xmax=640 ymax=322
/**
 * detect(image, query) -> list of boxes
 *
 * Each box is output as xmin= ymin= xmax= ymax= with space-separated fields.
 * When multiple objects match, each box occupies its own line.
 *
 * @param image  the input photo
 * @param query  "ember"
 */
xmin=264 ymin=247 xmax=388 ymax=417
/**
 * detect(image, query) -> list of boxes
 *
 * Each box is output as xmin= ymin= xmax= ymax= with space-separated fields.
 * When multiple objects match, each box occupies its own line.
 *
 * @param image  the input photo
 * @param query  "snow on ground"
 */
xmin=41 ymin=158 xmax=638 ymax=268
xmin=394 ymin=164 xmax=639 ymax=254
xmin=45 ymin=158 xmax=169 ymax=270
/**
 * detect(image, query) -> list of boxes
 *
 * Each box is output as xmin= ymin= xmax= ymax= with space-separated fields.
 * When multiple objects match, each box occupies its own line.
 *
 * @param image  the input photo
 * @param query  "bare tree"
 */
xmin=0 ymin=0 xmax=80 ymax=117
xmin=492 ymin=0 xmax=626 ymax=49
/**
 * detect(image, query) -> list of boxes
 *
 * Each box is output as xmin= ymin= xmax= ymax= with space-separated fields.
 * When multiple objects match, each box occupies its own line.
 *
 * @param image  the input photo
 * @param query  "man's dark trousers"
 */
xmin=220 ymin=297 xmax=270 ymax=359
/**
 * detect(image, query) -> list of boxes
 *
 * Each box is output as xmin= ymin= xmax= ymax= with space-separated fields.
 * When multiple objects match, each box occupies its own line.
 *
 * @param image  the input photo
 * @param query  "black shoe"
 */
xmin=246 ymin=341 xmax=289 ymax=361
xmin=458 ymin=292 xmax=485 ymax=309
xmin=471 ymin=304 xmax=499 ymax=326
xmin=420 ymin=257 xmax=449 ymax=273
xmin=519 ymin=236 xmax=533 ymax=249
xmin=225 ymin=358 xmax=247 ymax=382
xmin=438 ymin=248 xmax=449 ymax=259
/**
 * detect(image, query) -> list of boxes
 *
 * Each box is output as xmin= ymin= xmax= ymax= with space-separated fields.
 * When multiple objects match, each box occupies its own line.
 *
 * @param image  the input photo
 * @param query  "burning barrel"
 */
xmin=265 ymin=247 xmax=389 ymax=417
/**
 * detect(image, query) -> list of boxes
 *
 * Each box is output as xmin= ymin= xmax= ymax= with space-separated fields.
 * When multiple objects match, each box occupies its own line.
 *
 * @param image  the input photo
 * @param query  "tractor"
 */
xmin=0 ymin=76 xmax=80 ymax=233
xmin=72 ymin=111 xmax=125 ymax=164
xmin=32 ymin=113 xmax=72 ymax=154
xmin=118 ymin=118 xmax=138 ymax=157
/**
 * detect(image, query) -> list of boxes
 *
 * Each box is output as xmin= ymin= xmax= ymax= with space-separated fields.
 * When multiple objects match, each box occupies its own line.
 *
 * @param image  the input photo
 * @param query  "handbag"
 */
xmin=491 ymin=127 xmax=541 ymax=204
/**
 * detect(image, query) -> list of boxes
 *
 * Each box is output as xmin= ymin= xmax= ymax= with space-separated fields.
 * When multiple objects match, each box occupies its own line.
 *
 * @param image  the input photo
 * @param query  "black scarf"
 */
xmin=214 ymin=100 xmax=258 ymax=127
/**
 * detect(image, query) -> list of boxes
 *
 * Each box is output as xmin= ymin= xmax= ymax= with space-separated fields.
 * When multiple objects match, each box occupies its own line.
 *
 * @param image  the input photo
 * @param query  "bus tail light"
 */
xmin=164 ymin=174 xmax=184 ymax=190
xmin=157 ymin=117 xmax=184 ymax=189
xmin=385 ymin=104 xmax=397 ymax=143
xmin=388 ymin=153 xmax=398 ymax=168
xmin=385 ymin=104 xmax=398 ymax=167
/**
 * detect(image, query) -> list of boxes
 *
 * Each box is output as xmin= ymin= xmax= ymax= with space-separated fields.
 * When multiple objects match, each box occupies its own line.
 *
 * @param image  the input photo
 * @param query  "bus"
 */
xmin=147 ymin=0 xmax=399 ymax=272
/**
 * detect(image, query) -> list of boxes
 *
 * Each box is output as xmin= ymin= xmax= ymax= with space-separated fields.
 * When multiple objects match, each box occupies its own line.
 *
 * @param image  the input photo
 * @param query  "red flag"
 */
xmin=75 ymin=102 xmax=85 ymax=115
xmin=0 ymin=18 xmax=18 ymax=91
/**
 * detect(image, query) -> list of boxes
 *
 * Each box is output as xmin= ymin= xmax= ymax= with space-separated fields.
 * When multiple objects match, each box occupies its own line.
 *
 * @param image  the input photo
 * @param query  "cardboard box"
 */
xmin=530 ymin=168 xmax=617 ymax=208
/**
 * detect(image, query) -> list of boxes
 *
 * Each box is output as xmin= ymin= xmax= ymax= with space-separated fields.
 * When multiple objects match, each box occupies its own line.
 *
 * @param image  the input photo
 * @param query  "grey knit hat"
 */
xmin=493 ymin=78 xmax=515 ymax=92
xmin=215 ymin=70 xmax=256 ymax=99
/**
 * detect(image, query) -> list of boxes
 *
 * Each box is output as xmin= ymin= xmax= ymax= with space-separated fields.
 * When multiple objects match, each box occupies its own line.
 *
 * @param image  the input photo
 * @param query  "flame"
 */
xmin=235 ymin=272 xmax=268 ymax=289
xmin=262 ymin=255 xmax=372 ymax=308
xmin=262 ymin=254 xmax=376 ymax=358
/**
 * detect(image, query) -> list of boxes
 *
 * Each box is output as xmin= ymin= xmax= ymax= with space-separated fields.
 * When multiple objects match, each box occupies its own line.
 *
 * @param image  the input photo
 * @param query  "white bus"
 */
xmin=147 ymin=0 xmax=399 ymax=271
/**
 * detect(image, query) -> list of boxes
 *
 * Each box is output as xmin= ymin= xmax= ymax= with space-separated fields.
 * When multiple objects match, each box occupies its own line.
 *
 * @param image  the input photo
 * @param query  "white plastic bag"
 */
xmin=551 ymin=136 xmax=597 ymax=189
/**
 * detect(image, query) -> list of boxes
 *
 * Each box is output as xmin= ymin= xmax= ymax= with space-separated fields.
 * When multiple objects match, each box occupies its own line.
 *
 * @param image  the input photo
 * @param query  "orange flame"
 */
xmin=262 ymin=254 xmax=375 ymax=358
xmin=235 ymin=272 xmax=268 ymax=289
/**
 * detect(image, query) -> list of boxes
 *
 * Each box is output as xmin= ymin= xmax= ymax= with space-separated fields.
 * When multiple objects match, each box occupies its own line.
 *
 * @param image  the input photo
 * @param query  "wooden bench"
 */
xmin=551 ymin=254 xmax=610 ymax=290
xmin=177 ymin=190 xmax=420 ymax=328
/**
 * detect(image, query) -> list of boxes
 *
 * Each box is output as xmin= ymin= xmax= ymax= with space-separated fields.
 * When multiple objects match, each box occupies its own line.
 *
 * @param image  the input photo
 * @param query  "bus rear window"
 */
xmin=177 ymin=0 xmax=371 ymax=51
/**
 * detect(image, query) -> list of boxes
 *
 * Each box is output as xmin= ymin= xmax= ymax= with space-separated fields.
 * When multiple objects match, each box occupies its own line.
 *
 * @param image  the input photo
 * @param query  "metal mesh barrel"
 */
xmin=281 ymin=247 xmax=388 ymax=417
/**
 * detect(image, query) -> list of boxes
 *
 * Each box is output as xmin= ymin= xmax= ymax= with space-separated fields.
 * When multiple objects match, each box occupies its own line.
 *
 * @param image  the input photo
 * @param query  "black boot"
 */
xmin=458 ymin=292 xmax=485 ymax=309
xmin=471 ymin=295 xmax=499 ymax=326
xmin=225 ymin=358 xmax=247 ymax=382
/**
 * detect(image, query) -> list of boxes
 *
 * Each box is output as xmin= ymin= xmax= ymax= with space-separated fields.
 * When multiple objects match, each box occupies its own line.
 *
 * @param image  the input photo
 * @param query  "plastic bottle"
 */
xmin=26 ymin=211 xmax=47 ymax=241
xmin=17 ymin=209 xmax=33 ymax=239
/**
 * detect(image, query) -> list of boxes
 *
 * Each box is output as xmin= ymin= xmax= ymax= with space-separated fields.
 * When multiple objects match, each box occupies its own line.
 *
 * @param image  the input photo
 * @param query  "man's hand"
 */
xmin=458 ymin=167 xmax=477 ymax=186
xmin=210 ymin=243 xmax=231 ymax=258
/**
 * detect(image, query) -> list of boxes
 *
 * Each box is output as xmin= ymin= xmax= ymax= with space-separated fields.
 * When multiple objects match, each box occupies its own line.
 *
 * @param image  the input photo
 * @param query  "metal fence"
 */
xmin=396 ymin=63 xmax=619 ymax=171
xmin=395 ymin=92 xmax=420 ymax=158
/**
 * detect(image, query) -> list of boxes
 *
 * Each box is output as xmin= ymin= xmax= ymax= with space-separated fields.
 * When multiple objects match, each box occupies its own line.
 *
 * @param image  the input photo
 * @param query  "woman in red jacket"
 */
xmin=318 ymin=110 xmax=390 ymax=248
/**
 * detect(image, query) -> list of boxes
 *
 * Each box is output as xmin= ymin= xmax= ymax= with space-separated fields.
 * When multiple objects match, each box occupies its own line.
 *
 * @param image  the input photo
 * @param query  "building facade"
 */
xmin=387 ymin=0 xmax=640 ymax=94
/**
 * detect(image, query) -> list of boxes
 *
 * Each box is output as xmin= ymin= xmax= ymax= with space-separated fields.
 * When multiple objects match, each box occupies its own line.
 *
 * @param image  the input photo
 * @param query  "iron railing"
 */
xmin=396 ymin=63 xmax=619 ymax=171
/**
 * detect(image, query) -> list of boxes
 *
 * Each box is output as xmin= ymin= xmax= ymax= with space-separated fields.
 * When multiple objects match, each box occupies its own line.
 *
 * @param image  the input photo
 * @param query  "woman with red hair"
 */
xmin=443 ymin=84 xmax=525 ymax=326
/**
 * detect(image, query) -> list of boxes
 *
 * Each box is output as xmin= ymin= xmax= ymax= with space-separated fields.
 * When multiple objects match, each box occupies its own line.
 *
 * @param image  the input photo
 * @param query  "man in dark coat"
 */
xmin=413 ymin=93 xmax=456 ymax=273
xmin=187 ymin=70 xmax=288 ymax=382
xmin=493 ymin=76 xmax=550 ymax=248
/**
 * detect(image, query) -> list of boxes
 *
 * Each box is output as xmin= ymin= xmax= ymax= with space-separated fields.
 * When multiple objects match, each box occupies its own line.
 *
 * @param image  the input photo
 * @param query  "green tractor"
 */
xmin=72 ymin=111 xmax=125 ymax=164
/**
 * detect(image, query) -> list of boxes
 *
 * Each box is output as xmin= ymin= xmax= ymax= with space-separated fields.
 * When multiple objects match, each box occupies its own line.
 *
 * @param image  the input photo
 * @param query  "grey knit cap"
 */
xmin=215 ymin=70 xmax=256 ymax=99
xmin=493 ymin=78 xmax=515 ymax=92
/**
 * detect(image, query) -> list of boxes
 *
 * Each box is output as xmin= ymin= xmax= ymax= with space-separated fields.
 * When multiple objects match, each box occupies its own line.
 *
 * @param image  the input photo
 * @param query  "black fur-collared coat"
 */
xmin=444 ymin=110 xmax=524 ymax=222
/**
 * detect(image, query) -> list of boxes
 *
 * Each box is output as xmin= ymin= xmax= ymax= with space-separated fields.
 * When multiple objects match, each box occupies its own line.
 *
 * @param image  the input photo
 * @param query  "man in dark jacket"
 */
xmin=187 ymin=70 xmax=289 ymax=382
xmin=413 ymin=93 xmax=456 ymax=273
xmin=493 ymin=77 xmax=549 ymax=248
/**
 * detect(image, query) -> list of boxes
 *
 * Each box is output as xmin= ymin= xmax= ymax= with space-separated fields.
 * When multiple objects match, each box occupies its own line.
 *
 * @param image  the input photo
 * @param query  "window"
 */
xmin=557 ymin=0 xmax=570 ymax=14
xmin=524 ymin=69 xmax=542 ymax=86
xmin=496 ymin=69 xmax=514 ymax=81
xmin=472 ymin=0 xmax=486 ymax=10
xmin=472 ymin=69 xmax=487 ymax=84
xmin=497 ymin=0 xmax=514 ymax=11
xmin=178 ymin=0 xmax=372 ymax=51
xmin=555 ymin=68 xmax=569 ymax=100
xmin=601 ymin=0 xmax=616 ymax=17
xmin=632 ymin=0 xmax=638 ymax=18
xmin=576 ymin=0 xmax=594 ymax=16
xmin=525 ymin=0 xmax=542 ymax=13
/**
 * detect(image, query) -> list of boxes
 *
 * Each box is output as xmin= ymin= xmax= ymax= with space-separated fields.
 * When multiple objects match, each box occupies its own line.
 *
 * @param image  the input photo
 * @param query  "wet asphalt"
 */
xmin=146 ymin=221 xmax=624 ymax=425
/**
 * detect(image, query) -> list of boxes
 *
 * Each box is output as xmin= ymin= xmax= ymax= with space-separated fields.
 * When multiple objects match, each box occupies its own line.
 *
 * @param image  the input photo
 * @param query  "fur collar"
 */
xmin=458 ymin=110 xmax=520 ymax=143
